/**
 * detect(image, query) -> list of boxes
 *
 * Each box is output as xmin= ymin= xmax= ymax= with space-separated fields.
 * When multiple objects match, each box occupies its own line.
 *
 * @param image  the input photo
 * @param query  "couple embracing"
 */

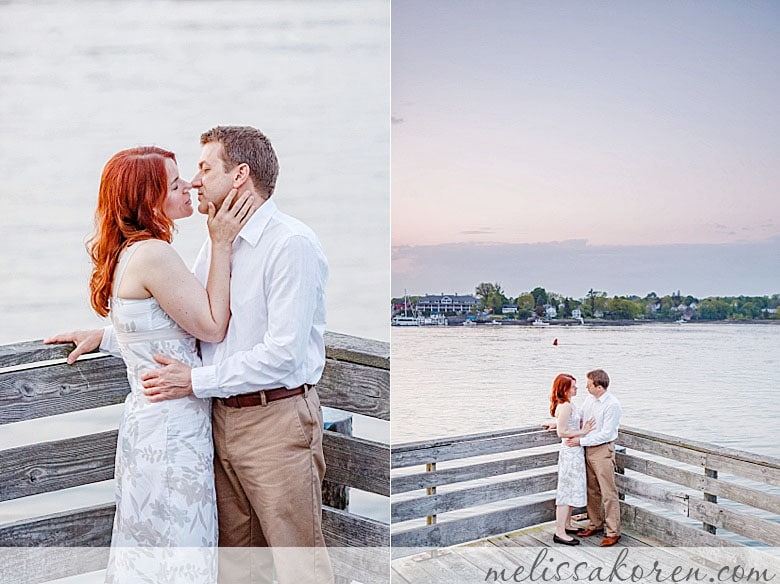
xmin=548 ymin=369 xmax=623 ymax=548
xmin=46 ymin=126 xmax=333 ymax=584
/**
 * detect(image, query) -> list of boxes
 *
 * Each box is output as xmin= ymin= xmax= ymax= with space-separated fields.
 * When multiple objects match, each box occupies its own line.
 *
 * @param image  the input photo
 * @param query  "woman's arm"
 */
xmin=556 ymin=404 xmax=595 ymax=438
xmin=122 ymin=191 xmax=254 ymax=342
xmin=200 ymin=190 xmax=255 ymax=341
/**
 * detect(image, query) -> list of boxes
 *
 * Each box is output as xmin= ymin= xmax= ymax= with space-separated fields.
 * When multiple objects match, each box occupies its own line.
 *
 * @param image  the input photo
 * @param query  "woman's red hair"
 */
xmin=549 ymin=373 xmax=576 ymax=417
xmin=88 ymin=146 xmax=176 ymax=317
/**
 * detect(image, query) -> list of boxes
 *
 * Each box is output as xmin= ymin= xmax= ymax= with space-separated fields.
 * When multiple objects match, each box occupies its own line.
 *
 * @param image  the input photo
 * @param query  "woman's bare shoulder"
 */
xmin=132 ymin=239 xmax=180 ymax=263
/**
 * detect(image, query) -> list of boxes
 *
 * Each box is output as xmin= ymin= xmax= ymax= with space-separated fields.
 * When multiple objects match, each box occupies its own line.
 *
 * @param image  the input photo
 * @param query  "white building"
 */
xmin=416 ymin=294 xmax=478 ymax=314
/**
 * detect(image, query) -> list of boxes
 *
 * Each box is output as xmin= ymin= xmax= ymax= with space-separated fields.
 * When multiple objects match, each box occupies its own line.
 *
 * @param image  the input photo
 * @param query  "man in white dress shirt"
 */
xmin=47 ymin=126 xmax=333 ymax=584
xmin=565 ymin=368 xmax=622 ymax=547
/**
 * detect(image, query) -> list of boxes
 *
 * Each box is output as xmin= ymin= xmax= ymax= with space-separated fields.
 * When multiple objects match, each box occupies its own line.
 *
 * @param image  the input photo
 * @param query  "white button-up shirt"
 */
xmin=579 ymin=390 xmax=622 ymax=447
xmin=190 ymin=198 xmax=328 ymax=398
xmin=102 ymin=198 xmax=328 ymax=398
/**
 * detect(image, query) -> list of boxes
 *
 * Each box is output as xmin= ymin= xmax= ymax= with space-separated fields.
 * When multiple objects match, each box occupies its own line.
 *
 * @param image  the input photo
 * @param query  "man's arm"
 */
xmin=143 ymin=234 xmax=325 ymax=401
xmin=193 ymin=235 xmax=322 ymax=397
xmin=44 ymin=327 xmax=114 ymax=364
xmin=579 ymin=400 xmax=622 ymax=447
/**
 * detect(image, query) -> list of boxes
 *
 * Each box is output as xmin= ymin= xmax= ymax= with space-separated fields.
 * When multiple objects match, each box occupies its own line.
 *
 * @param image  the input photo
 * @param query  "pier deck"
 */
xmin=392 ymin=425 xmax=780 ymax=583
xmin=393 ymin=521 xmax=778 ymax=584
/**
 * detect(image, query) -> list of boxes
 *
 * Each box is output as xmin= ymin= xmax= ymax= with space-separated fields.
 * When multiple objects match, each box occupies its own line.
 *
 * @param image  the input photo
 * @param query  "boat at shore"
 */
xmin=531 ymin=319 xmax=549 ymax=327
xmin=392 ymin=289 xmax=421 ymax=326
xmin=392 ymin=315 xmax=422 ymax=326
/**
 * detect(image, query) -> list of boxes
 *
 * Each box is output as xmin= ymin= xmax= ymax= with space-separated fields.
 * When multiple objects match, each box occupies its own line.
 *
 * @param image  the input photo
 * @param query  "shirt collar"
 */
xmin=594 ymin=390 xmax=611 ymax=403
xmin=237 ymin=197 xmax=277 ymax=247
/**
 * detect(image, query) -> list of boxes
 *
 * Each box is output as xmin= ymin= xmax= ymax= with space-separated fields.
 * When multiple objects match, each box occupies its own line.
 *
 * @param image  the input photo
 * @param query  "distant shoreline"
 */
xmin=394 ymin=318 xmax=780 ymax=327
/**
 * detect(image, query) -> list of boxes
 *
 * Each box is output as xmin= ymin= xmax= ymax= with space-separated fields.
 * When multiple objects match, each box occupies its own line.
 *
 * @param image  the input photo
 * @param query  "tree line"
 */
xmin=393 ymin=284 xmax=780 ymax=321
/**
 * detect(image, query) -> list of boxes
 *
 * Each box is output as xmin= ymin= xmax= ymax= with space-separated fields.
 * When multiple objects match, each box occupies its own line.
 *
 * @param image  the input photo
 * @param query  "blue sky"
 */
xmin=392 ymin=1 xmax=780 ymax=297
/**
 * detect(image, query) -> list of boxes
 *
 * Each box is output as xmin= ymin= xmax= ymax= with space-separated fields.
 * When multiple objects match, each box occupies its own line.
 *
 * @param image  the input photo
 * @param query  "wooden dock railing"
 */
xmin=0 ymin=332 xmax=389 ymax=582
xmin=391 ymin=425 xmax=780 ymax=558
xmin=616 ymin=425 xmax=780 ymax=547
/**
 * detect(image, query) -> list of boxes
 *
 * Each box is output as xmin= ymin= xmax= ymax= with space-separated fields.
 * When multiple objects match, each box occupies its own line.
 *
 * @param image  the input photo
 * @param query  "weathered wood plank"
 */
xmin=702 ymin=451 xmax=780 ymax=489
xmin=0 ymin=503 xmax=115 ymax=546
xmin=0 ymin=506 xmax=386 ymax=581
xmin=393 ymin=544 xmax=487 ymax=583
xmin=0 ymin=356 xmax=386 ymax=425
xmin=323 ymin=332 xmax=389 ymax=371
xmin=392 ymin=472 xmax=558 ymax=523
xmin=687 ymin=498 xmax=780 ymax=547
xmin=0 ymin=430 xmax=118 ymax=502
xmin=621 ymin=426 xmax=780 ymax=468
xmin=328 ymin=546 xmax=390 ymax=584
xmin=0 ymin=357 xmax=130 ymax=425
xmin=392 ymin=425 xmax=545 ymax=454
xmin=0 ymin=339 xmax=85 ymax=370
xmin=392 ymin=431 xmax=559 ymax=468
xmin=322 ymin=506 xmax=390 ymax=547
xmin=618 ymin=431 xmax=707 ymax=468
xmin=1 ymin=503 xmax=386 ymax=549
xmin=1 ymin=335 xmax=388 ymax=371
xmin=391 ymin=499 xmax=555 ymax=556
xmin=618 ymin=452 xmax=780 ymax=516
xmin=0 ymin=429 xmax=387 ymax=502
xmin=618 ymin=429 xmax=780 ymax=487
xmin=620 ymin=501 xmax=741 ymax=548
xmin=614 ymin=473 xmax=690 ymax=515
xmin=318 ymin=358 xmax=389 ymax=421
xmin=392 ymin=451 xmax=559 ymax=494
xmin=619 ymin=426 xmax=780 ymax=487
xmin=323 ymin=431 xmax=390 ymax=497
xmin=0 ymin=338 xmax=390 ymax=422
xmin=0 ymin=547 xmax=109 ymax=584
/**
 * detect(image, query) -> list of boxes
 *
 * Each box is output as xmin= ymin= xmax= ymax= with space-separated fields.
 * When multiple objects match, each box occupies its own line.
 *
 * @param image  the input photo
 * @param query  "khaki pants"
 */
xmin=212 ymin=387 xmax=334 ymax=584
xmin=584 ymin=442 xmax=621 ymax=537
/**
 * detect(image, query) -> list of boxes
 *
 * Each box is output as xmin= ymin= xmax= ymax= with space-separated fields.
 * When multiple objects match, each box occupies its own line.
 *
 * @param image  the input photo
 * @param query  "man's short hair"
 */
xmin=201 ymin=125 xmax=279 ymax=196
xmin=587 ymin=369 xmax=610 ymax=390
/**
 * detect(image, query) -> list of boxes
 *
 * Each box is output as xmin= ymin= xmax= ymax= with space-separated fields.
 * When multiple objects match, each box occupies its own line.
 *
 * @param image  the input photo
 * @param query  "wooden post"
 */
xmin=322 ymin=408 xmax=352 ymax=511
xmin=703 ymin=468 xmax=717 ymax=534
xmin=615 ymin=445 xmax=626 ymax=501
xmin=426 ymin=462 xmax=438 ymax=558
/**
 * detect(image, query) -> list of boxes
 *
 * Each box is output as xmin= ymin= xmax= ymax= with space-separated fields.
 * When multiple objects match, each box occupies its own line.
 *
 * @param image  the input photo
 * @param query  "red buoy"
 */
xmin=553 ymin=338 xmax=558 ymax=346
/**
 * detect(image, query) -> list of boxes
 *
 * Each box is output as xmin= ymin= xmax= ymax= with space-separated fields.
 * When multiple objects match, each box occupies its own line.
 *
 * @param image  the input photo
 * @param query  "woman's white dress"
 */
xmin=104 ymin=242 xmax=217 ymax=583
xmin=555 ymin=405 xmax=587 ymax=507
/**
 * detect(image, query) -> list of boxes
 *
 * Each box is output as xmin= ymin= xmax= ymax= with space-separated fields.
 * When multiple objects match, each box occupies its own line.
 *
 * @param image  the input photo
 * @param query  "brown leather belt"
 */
xmin=216 ymin=385 xmax=307 ymax=408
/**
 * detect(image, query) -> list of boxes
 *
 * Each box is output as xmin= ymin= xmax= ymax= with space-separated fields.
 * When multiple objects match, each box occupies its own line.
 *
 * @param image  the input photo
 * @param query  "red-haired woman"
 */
xmin=88 ymin=146 xmax=254 ymax=582
xmin=549 ymin=373 xmax=595 ymax=546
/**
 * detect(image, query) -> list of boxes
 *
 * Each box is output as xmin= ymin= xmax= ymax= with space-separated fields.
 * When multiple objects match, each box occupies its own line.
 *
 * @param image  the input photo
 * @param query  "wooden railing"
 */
xmin=617 ymin=425 xmax=780 ymax=547
xmin=391 ymin=426 xmax=560 ymax=556
xmin=391 ymin=425 xmax=780 ymax=558
xmin=0 ymin=332 xmax=389 ymax=582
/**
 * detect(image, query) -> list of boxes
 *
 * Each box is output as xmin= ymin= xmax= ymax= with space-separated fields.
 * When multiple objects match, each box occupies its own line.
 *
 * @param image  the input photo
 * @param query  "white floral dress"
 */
xmin=104 ymin=241 xmax=217 ymax=583
xmin=555 ymin=405 xmax=587 ymax=507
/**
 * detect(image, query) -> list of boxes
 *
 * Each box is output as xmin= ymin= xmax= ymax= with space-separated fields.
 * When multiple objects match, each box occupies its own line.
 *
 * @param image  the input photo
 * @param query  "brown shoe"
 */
xmin=577 ymin=527 xmax=604 ymax=537
xmin=600 ymin=535 xmax=621 ymax=547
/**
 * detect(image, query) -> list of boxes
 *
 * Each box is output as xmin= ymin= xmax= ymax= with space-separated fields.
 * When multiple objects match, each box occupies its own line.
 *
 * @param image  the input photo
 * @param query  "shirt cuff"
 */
xmin=191 ymin=365 xmax=218 ymax=399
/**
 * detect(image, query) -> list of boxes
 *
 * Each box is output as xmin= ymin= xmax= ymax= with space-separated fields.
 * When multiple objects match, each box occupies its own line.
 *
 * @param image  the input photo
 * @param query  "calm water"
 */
xmin=0 ymin=0 xmax=389 ymax=345
xmin=0 ymin=0 xmax=389 ymax=525
xmin=391 ymin=323 xmax=780 ymax=458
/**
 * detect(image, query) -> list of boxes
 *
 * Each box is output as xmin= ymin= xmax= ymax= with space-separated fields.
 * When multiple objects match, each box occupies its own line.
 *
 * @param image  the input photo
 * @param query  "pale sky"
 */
xmin=392 ymin=1 xmax=780 ymax=297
